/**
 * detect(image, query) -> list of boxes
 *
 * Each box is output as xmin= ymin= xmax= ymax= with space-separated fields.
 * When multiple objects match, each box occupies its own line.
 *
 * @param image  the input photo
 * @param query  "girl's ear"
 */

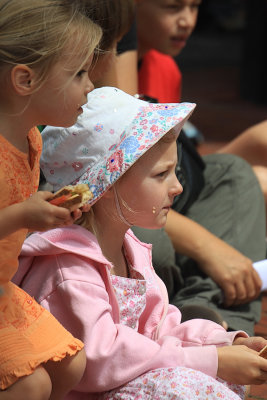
xmin=10 ymin=65 xmax=35 ymax=96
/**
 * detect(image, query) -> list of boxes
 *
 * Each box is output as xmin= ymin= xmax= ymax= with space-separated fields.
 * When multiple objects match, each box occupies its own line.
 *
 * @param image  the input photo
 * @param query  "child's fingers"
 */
xmin=259 ymin=344 xmax=267 ymax=359
xmin=234 ymin=336 xmax=267 ymax=352
xmin=49 ymin=214 xmax=73 ymax=229
xmin=33 ymin=190 xmax=54 ymax=200
xmin=257 ymin=367 xmax=267 ymax=383
xmin=245 ymin=355 xmax=267 ymax=384
xmin=80 ymin=204 xmax=91 ymax=213
xmin=259 ymin=354 xmax=267 ymax=372
xmin=71 ymin=209 xmax=82 ymax=221
xmin=54 ymin=209 xmax=73 ymax=224
xmin=46 ymin=203 xmax=74 ymax=227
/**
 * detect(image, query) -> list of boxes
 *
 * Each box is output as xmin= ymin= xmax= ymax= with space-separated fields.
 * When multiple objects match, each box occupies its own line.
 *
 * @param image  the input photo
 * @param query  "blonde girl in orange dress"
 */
xmin=0 ymin=1 xmax=102 ymax=399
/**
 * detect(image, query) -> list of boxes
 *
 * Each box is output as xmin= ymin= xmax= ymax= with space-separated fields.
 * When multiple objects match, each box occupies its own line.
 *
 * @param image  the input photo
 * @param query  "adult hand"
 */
xmin=165 ymin=211 xmax=262 ymax=307
xmin=198 ymin=239 xmax=262 ymax=307
xmin=217 ymin=345 xmax=267 ymax=385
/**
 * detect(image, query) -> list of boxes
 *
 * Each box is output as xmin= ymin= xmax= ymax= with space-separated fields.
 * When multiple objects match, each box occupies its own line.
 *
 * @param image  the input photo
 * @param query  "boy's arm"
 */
xmin=165 ymin=209 xmax=261 ymax=307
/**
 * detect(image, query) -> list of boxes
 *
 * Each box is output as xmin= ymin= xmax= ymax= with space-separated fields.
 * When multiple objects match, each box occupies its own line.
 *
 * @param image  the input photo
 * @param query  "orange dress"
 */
xmin=0 ymin=129 xmax=83 ymax=390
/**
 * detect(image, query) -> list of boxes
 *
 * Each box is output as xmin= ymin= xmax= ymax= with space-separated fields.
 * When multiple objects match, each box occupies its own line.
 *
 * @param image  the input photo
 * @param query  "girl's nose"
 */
xmin=170 ymin=176 xmax=183 ymax=198
xmin=85 ymin=78 xmax=94 ymax=96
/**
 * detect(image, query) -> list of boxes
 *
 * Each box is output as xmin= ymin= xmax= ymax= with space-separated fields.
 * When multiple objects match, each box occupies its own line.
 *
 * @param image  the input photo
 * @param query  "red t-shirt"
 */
xmin=138 ymin=49 xmax=182 ymax=103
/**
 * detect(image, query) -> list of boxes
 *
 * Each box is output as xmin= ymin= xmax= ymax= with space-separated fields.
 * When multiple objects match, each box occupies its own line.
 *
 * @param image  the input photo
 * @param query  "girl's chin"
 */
xmin=134 ymin=213 xmax=168 ymax=230
xmin=137 ymin=221 xmax=166 ymax=230
xmin=153 ymin=217 xmax=168 ymax=229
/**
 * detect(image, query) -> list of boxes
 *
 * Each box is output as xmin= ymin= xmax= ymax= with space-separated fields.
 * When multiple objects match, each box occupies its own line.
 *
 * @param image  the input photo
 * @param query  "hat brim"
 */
xmin=72 ymin=102 xmax=196 ymax=205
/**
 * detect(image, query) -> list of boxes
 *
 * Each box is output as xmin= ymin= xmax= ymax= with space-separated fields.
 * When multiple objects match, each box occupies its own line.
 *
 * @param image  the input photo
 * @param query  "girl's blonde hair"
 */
xmin=0 ymin=0 xmax=102 ymax=90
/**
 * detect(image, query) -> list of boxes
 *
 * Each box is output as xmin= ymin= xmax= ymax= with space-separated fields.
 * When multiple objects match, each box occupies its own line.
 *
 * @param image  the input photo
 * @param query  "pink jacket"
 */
xmin=14 ymin=225 xmax=247 ymax=399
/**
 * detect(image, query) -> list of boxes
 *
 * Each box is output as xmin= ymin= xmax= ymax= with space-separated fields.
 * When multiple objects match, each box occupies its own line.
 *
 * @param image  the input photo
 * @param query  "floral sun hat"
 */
xmin=41 ymin=87 xmax=196 ymax=204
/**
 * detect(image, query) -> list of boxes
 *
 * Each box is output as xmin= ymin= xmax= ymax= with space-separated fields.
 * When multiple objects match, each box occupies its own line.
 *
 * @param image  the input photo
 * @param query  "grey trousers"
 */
xmin=132 ymin=154 xmax=266 ymax=335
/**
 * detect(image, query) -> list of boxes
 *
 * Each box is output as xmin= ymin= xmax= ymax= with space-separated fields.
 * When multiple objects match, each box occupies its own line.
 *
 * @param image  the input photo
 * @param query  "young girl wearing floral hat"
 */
xmin=15 ymin=87 xmax=267 ymax=399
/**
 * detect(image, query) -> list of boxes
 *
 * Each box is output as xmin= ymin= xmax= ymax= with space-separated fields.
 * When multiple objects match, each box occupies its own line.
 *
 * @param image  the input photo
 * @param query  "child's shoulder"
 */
xmin=23 ymin=225 xmax=110 ymax=264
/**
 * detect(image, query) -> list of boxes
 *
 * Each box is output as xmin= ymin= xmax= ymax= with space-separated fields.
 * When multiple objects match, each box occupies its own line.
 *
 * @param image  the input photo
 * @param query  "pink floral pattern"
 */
xmin=111 ymin=269 xmax=146 ymax=331
xmin=106 ymin=150 xmax=124 ymax=173
xmin=102 ymin=367 xmax=245 ymax=399
xmin=108 ymin=267 xmax=245 ymax=400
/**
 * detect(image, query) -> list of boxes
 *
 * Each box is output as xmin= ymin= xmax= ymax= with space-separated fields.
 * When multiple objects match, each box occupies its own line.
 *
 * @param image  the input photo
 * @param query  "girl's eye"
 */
xmin=77 ymin=70 xmax=86 ymax=77
xmin=156 ymin=170 xmax=168 ymax=178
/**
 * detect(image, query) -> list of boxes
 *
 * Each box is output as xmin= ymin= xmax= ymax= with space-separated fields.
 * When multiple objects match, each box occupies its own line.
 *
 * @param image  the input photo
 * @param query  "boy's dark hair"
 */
xmin=79 ymin=0 xmax=135 ymax=51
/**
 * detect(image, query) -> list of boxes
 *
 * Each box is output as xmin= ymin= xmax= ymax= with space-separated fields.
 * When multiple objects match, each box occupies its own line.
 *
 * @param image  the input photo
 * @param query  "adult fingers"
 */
xmin=235 ymin=277 xmax=248 ymax=302
xmin=223 ymin=282 xmax=237 ymax=307
xmin=252 ymin=269 xmax=263 ymax=293
xmin=234 ymin=273 xmax=255 ymax=304
xmin=233 ymin=269 xmax=262 ymax=305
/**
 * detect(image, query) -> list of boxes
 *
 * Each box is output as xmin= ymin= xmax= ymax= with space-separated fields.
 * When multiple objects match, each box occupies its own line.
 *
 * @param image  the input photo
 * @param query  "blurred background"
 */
xmin=177 ymin=0 xmax=267 ymax=143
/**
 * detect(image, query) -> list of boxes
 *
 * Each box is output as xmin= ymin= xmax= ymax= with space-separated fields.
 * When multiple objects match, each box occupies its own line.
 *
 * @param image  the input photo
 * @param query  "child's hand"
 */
xmin=19 ymin=191 xmax=76 ymax=231
xmin=80 ymin=203 xmax=91 ymax=213
xmin=233 ymin=336 xmax=267 ymax=353
xmin=217 ymin=345 xmax=267 ymax=384
xmin=71 ymin=203 xmax=91 ymax=221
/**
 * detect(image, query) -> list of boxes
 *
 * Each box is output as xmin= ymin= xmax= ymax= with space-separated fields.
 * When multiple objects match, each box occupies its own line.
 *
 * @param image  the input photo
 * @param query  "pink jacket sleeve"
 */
xmin=39 ymin=255 xmax=247 ymax=393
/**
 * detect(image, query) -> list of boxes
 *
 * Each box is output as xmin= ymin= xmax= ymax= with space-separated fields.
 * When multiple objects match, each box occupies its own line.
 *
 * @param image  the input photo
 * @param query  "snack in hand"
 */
xmin=259 ymin=345 xmax=267 ymax=359
xmin=49 ymin=184 xmax=93 ymax=212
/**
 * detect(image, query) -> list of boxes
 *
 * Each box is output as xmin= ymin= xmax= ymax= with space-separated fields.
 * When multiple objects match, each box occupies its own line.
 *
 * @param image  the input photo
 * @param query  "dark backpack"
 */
xmin=173 ymin=130 xmax=206 ymax=214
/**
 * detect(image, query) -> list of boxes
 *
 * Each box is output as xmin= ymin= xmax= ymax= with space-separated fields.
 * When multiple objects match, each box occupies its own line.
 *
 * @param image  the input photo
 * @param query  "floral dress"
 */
xmin=101 ymin=265 xmax=245 ymax=400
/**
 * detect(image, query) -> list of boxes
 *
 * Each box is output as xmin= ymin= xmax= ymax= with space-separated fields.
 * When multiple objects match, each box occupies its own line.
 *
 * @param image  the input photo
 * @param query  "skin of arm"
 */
xmin=218 ymin=120 xmax=267 ymax=167
xmin=217 ymin=121 xmax=267 ymax=224
xmin=165 ymin=209 xmax=262 ymax=307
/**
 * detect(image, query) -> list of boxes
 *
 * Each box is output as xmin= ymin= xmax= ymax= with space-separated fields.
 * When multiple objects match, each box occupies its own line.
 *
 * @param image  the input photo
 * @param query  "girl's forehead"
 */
xmin=61 ymin=51 xmax=93 ymax=70
xmin=59 ymin=28 xmax=97 ymax=68
xmin=139 ymin=134 xmax=177 ymax=164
